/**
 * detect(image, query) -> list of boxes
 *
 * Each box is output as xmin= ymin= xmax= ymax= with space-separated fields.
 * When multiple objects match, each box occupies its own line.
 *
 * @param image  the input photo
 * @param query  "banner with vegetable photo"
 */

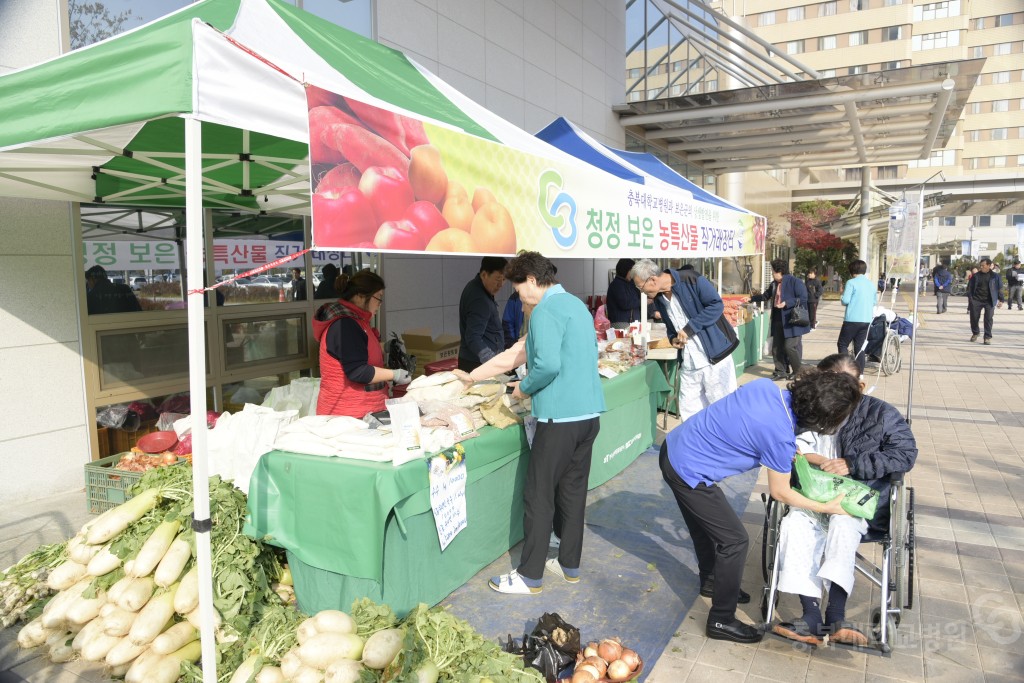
xmin=307 ymin=84 xmax=763 ymax=258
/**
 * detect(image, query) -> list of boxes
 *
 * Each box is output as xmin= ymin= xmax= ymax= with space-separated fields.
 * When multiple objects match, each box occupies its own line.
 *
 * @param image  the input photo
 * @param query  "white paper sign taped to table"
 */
xmin=428 ymin=455 xmax=468 ymax=551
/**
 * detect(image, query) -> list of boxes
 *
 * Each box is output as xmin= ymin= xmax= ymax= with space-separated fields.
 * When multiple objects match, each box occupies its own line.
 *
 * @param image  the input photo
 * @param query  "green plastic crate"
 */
xmin=84 ymin=453 xmax=185 ymax=515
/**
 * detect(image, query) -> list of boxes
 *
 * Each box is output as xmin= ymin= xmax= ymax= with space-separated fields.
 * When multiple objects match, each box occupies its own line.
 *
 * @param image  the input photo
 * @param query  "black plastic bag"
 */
xmin=384 ymin=332 xmax=416 ymax=374
xmin=504 ymin=612 xmax=581 ymax=682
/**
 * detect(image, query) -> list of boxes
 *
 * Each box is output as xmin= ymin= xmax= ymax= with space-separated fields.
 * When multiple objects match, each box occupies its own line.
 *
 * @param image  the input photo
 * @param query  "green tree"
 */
xmin=68 ymin=1 xmax=134 ymax=50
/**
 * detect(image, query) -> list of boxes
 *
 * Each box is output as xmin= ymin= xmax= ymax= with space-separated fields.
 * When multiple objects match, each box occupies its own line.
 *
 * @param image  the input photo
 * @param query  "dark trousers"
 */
xmin=808 ymin=300 xmax=818 ymax=328
xmin=936 ymin=292 xmax=949 ymax=313
xmin=969 ymin=300 xmax=994 ymax=338
xmin=837 ymin=321 xmax=870 ymax=374
xmin=457 ymin=356 xmax=480 ymax=373
xmin=518 ymin=417 xmax=600 ymax=580
xmin=659 ymin=443 xmax=748 ymax=623
xmin=770 ymin=310 xmax=801 ymax=375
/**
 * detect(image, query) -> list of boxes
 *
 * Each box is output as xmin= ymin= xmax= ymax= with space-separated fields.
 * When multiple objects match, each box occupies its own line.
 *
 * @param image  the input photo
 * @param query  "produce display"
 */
xmin=570 ymin=639 xmax=643 ymax=683
xmin=115 ymin=450 xmax=181 ymax=473
xmin=0 ymin=542 xmax=66 ymax=628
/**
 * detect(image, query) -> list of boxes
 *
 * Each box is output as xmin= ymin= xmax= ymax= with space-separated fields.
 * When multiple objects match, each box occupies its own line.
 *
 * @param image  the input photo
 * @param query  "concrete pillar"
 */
xmin=859 ymin=167 xmax=872 ymax=279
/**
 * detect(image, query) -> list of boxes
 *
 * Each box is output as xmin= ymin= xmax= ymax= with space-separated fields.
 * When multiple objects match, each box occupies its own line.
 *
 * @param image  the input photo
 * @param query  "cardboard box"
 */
xmin=648 ymin=336 xmax=674 ymax=350
xmin=402 ymin=328 xmax=460 ymax=375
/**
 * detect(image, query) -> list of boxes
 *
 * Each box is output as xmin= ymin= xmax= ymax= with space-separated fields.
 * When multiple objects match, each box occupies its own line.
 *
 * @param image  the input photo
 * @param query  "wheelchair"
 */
xmin=759 ymin=473 xmax=916 ymax=654
xmin=863 ymin=315 xmax=901 ymax=377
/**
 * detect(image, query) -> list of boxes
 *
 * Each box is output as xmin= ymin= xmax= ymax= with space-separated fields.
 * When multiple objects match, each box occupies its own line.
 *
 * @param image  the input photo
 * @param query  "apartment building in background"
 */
xmin=626 ymin=0 xmax=1024 ymax=258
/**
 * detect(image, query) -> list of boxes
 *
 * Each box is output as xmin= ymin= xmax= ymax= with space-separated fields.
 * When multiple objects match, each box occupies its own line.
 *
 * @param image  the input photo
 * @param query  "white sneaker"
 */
xmin=549 ymin=532 xmax=561 ymax=548
xmin=544 ymin=558 xmax=580 ymax=584
xmin=488 ymin=569 xmax=542 ymax=595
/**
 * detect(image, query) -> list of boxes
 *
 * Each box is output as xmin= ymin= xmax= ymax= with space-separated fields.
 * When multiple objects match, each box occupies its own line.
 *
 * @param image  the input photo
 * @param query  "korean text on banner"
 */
xmin=84 ymin=239 xmax=350 ymax=272
xmin=886 ymin=192 xmax=922 ymax=280
xmin=306 ymin=85 xmax=763 ymax=258
xmin=428 ymin=455 xmax=468 ymax=551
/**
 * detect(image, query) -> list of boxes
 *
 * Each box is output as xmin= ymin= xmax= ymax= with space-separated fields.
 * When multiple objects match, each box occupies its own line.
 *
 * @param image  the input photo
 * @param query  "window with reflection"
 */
xmin=223 ymin=315 xmax=307 ymax=369
xmin=98 ymin=324 xmax=201 ymax=388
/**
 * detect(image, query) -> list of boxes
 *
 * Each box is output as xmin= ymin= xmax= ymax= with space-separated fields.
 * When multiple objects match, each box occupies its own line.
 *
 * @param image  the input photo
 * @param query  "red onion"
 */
xmin=619 ymin=648 xmax=641 ymax=672
xmin=607 ymin=659 xmax=632 ymax=681
xmin=598 ymin=639 xmax=623 ymax=664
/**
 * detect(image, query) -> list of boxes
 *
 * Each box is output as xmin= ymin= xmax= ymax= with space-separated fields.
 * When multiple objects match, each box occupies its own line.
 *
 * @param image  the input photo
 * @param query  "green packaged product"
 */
xmin=792 ymin=454 xmax=879 ymax=520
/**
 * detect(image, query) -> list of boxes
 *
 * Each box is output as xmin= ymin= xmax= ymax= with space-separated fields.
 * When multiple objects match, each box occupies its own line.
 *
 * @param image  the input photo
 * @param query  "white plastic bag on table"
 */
xmin=207 ymin=404 xmax=298 ymax=494
xmin=261 ymin=377 xmax=321 ymax=417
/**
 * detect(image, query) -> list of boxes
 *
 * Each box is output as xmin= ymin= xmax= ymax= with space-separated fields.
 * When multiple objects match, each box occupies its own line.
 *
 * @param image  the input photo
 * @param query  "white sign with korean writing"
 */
xmin=428 ymin=456 xmax=468 ymax=551
xmin=85 ymin=239 xmax=354 ymax=272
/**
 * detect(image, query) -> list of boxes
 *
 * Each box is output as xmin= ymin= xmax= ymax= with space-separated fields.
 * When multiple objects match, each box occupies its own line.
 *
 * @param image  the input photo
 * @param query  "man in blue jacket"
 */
xmin=631 ymin=259 xmax=739 ymax=420
xmin=932 ymin=263 xmax=953 ymax=314
xmin=966 ymin=257 xmax=1004 ymax=344
xmin=488 ymin=251 xmax=605 ymax=595
xmin=752 ymin=259 xmax=810 ymax=380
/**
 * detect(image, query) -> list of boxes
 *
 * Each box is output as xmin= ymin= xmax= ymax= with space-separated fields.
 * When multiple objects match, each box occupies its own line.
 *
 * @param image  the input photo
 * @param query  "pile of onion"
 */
xmin=571 ymin=639 xmax=641 ymax=683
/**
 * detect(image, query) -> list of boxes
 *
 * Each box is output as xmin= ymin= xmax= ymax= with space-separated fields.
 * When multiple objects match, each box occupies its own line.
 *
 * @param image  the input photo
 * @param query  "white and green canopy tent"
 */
xmin=0 ymin=1 xmax=762 ymax=678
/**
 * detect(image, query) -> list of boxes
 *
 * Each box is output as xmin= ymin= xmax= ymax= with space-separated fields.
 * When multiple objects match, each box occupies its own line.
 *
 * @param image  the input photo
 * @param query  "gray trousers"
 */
xmin=936 ymin=292 xmax=949 ymax=313
xmin=1010 ymin=285 xmax=1023 ymax=310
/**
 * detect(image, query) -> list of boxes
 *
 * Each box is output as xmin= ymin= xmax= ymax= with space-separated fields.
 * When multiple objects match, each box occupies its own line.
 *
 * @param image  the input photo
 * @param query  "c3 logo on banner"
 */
xmin=537 ymin=169 xmax=578 ymax=249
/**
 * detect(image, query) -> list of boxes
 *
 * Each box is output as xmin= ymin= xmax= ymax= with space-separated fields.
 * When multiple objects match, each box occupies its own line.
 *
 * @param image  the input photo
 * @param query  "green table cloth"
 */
xmin=244 ymin=361 xmax=669 ymax=615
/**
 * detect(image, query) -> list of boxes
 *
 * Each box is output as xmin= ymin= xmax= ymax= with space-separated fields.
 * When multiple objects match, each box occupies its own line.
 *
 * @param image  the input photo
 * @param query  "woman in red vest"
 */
xmin=313 ymin=269 xmax=411 ymax=417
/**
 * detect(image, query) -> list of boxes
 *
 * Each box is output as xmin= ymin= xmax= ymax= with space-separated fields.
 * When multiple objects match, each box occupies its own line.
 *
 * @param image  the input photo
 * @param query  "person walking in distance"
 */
xmin=750 ymin=260 xmax=810 ymax=381
xmin=932 ymin=263 xmax=952 ymax=314
xmin=1006 ymin=260 xmax=1024 ymax=311
xmin=837 ymin=259 xmax=875 ymax=375
xmin=804 ymin=268 xmax=824 ymax=330
xmin=967 ymin=258 xmax=1004 ymax=344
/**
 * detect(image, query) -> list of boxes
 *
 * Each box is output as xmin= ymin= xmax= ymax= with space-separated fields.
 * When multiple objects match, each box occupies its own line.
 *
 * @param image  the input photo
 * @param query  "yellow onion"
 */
xmin=582 ymin=656 xmax=607 ymax=678
xmin=607 ymin=659 xmax=632 ymax=682
xmin=576 ymin=663 xmax=601 ymax=680
xmin=619 ymin=647 xmax=641 ymax=672
xmin=583 ymin=642 xmax=599 ymax=659
xmin=598 ymin=638 xmax=623 ymax=663
xmin=571 ymin=670 xmax=596 ymax=683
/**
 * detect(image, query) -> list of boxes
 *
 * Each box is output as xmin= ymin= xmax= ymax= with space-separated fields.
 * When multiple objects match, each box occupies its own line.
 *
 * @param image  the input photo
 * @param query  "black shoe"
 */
xmin=706 ymin=618 xmax=763 ymax=643
xmin=700 ymin=579 xmax=750 ymax=603
xmin=769 ymin=373 xmax=786 ymax=381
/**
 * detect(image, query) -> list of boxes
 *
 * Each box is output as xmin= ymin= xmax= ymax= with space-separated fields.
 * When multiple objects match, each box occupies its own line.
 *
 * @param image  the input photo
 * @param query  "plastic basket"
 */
xmin=84 ymin=453 xmax=185 ymax=515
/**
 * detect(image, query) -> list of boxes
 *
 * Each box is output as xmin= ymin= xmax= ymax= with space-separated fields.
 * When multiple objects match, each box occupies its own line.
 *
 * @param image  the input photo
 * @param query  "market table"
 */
xmin=244 ymin=361 xmax=670 ymax=616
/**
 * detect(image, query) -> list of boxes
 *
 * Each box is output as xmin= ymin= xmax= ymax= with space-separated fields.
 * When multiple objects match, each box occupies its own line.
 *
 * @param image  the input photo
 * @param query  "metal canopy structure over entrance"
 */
xmin=618 ymin=60 xmax=983 ymax=173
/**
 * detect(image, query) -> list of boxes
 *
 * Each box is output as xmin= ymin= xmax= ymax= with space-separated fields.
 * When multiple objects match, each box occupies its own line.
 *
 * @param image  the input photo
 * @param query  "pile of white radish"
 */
xmin=14 ymin=490 xmax=205 ymax=682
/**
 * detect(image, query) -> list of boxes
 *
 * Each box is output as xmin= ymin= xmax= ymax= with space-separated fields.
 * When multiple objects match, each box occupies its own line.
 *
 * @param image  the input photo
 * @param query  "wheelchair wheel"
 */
xmin=759 ymin=495 xmax=786 ymax=623
xmin=881 ymin=333 xmax=901 ymax=376
xmin=891 ymin=484 xmax=909 ymax=614
xmin=906 ymin=488 xmax=916 ymax=611
xmin=871 ymin=608 xmax=898 ymax=654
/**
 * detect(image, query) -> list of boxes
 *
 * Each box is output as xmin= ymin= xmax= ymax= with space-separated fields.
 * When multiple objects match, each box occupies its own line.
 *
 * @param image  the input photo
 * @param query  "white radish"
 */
xmin=152 ymin=622 xmax=197 ymax=655
xmin=292 ymin=667 xmax=325 ymax=683
xmin=41 ymin=578 xmax=91 ymax=629
xmin=47 ymin=560 xmax=88 ymax=591
xmin=312 ymin=610 xmax=356 ymax=635
xmin=173 ymin=566 xmax=199 ymax=614
xmin=128 ymin=583 xmax=178 ymax=645
xmin=125 ymin=649 xmax=163 ymax=683
xmin=361 ymin=628 xmax=404 ymax=669
xmin=107 ymin=574 xmax=134 ymax=605
xmin=17 ymin=617 xmax=48 ymax=648
xmin=123 ymin=559 xmax=136 ymax=576
xmin=102 ymin=606 xmax=137 ymax=637
xmin=87 ymin=544 xmax=123 ymax=577
xmin=280 ymin=648 xmax=302 ymax=679
xmin=117 ymin=577 xmax=155 ymax=612
xmin=107 ymin=661 xmax=132 ymax=678
xmin=256 ymin=666 xmax=286 ymax=683
xmin=184 ymin=605 xmax=221 ymax=631
xmin=45 ymin=628 xmax=71 ymax=649
xmin=151 ymin=640 xmax=202 ymax=683
xmin=68 ymin=535 xmax=102 ymax=565
xmin=325 ymin=659 xmax=363 ymax=683
xmin=229 ymin=653 xmax=261 ymax=683
xmin=72 ymin=617 xmax=106 ymax=652
xmin=87 ymin=489 xmax=162 ymax=545
xmin=48 ymin=633 xmax=76 ymax=663
xmin=66 ymin=588 xmax=107 ymax=626
xmin=81 ymin=631 xmax=120 ymax=662
xmin=130 ymin=519 xmax=181 ymax=578
xmin=106 ymin=636 xmax=148 ymax=667
xmin=296 ymin=617 xmax=319 ymax=644
xmin=298 ymin=632 xmax=364 ymax=669
xmin=99 ymin=602 xmax=118 ymax=619
xmin=154 ymin=537 xmax=191 ymax=587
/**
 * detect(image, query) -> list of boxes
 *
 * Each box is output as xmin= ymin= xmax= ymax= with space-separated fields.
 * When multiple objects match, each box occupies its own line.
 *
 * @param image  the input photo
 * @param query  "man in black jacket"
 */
xmin=85 ymin=265 xmax=142 ymax=315
xmin=751 ymin=260 xmax=810 ymax=380
xmin=804 ymin=268 xmax=824 ymax=330
xmin=1006 ymin=260 xmax=1024 ymax=311
xmin=966 ymin=258 xmax=1003 ymax=344
xmin=605 ymin=258 xmax=640 ymax=327
xmin=458 ymin=256 xmax=507 ymax=372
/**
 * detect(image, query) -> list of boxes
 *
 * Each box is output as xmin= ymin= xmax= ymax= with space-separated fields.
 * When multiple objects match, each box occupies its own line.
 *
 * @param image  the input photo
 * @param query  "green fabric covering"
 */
xmin=245 ymin=362 xmax=669 ymax=613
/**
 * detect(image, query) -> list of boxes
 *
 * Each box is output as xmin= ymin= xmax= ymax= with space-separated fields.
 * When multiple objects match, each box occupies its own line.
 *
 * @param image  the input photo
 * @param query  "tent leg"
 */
xmin=185 ymin=115 xmax=218 ymax=683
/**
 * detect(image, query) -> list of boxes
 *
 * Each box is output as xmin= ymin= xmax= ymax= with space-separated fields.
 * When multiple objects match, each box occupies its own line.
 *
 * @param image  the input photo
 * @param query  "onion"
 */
xmin=576 ymin=664 xmax=601 ymax=680
xmin=582 ymin=642 xmax=599 ymax=659
xmin=583 ymin=656 xmax=607 ymax=678
xmin=607 ymin=659 xmax=632 ymax=682
xmin=597 ymin=638 xmax=623 ymax=663
xmin=619 ymin=648 xmax=641 ymax=672
xmin=571 ymin=670 xmax=596 ymax=683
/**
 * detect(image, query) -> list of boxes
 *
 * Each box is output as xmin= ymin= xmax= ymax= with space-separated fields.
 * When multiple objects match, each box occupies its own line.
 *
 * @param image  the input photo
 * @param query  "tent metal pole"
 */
xmin=185 ymin=115 xmax=218 ymax=683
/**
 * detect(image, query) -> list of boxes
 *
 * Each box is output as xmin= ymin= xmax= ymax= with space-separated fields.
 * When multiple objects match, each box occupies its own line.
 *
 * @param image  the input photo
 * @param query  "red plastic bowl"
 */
xmin=136 ymin=430 xmax=179 ymax=454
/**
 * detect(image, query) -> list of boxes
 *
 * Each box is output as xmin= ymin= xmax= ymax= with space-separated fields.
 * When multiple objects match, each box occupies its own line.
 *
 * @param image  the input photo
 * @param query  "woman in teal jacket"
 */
xmin=488 ymin=251 xmax=605 ymax=596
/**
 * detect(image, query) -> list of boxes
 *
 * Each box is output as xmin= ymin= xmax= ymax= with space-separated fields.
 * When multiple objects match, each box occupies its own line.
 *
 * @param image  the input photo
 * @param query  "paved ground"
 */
xmin=3 ymin=289 xmax=1023 ymax=682
xmin=646 ymin=290 xmax=1024 ymax=682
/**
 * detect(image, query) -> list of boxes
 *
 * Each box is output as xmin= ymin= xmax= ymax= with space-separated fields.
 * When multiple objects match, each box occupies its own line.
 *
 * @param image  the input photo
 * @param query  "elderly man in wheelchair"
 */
xmin=767 ymin=354 xmax=917 ymax=649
